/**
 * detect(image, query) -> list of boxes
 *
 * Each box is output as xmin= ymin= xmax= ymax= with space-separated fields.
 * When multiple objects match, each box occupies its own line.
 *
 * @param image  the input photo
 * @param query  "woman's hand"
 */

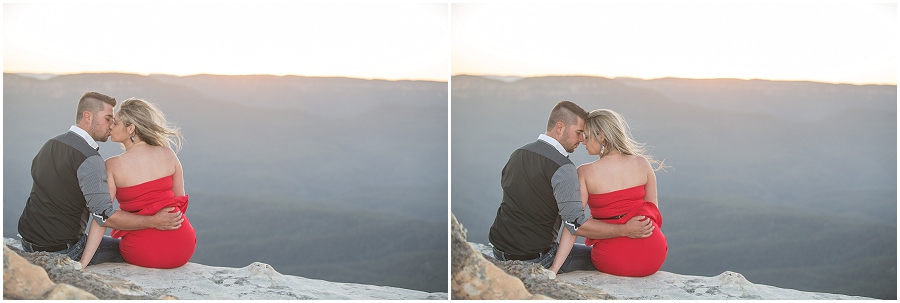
xmin=623 ymin=216 xmax=654 ymax=238
xmin=79 ymin=219 xmax=107 ymax=269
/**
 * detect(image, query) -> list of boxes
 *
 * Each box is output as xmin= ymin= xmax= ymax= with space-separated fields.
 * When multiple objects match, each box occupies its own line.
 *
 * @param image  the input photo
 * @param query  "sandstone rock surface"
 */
xmin=4 ymin=238 xmax=445 ymax=300
xmin=451 ymin=213 xmax=611 ymax=300
xmin=88 ymin=261 xmax=445 ymax=300
xmin=451 ymin=214 xmax=549 ymax=299
xmin=3 ymin=244 xmax=98 ymax=300
xmin=484 ymin=257 xmax=615 ymax=300
xmin=557 ymin=270 xmax=873 ymax=300
xmin=469 ymin=241 xmax=874 ymax=300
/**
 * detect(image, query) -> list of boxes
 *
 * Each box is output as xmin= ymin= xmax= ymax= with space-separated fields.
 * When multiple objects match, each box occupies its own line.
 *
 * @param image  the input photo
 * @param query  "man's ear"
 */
xmin=81 ymin=111 xmax=92 ymax=125
xmin=555 ymin=121 xmax=566 ymax=135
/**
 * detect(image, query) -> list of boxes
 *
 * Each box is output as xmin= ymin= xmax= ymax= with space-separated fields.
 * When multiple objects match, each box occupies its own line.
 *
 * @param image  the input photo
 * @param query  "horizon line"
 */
xmin=451 ymin=73 xmax=897 ymax=86
xmin=3 ymin=71 xmax=448 ymax=83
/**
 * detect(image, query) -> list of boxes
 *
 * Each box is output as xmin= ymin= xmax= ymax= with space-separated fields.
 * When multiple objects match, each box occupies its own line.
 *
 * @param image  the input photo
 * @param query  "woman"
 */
xmin=550 ymin=109 xmax=667 ymax=277
xmin=78 ymin=98 xmax=196 ymax=269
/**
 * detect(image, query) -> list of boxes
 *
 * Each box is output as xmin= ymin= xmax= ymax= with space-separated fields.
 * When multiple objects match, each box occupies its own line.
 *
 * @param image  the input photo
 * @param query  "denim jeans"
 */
xmin=493 ymin=242 xmax=595 ymax=273
xmin=21 ymin=235 xmax=124 ymax=266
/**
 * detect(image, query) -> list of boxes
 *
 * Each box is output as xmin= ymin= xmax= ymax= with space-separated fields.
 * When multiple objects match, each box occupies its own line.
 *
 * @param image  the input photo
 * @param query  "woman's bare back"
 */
xmin=106 ymin=144 xmax=180 ymax=188
xmin=579 ymin=153 xmax=652 ymax=195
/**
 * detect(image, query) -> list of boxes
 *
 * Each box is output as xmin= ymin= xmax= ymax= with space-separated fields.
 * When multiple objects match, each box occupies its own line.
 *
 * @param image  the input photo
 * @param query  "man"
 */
xmin=17 ymin=91 xmax=184 ymax=267
xmin=488 ymin=100 xmax=654 ymax=273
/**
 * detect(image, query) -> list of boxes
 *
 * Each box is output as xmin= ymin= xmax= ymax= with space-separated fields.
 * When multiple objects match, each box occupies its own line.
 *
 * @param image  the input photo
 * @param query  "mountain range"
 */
xmin=2 ymin=73 xmax=448 ymax=292
xmin=451 ymin=75 xmax=896 ymax=299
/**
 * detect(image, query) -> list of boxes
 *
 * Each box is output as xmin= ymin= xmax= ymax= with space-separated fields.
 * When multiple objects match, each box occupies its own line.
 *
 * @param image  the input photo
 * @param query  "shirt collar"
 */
xmin=537 ymin=134 xmax=569 ymax=158
xmin=69 ymin=125 xmax=100 ymax=151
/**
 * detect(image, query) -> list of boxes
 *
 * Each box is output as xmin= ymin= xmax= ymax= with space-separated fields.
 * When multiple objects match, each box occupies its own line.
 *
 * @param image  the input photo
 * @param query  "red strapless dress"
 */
xmin=110 ymin=175 xmax=196 ymax=269
xmin=584 ymin=185 xmax=667 ymax=277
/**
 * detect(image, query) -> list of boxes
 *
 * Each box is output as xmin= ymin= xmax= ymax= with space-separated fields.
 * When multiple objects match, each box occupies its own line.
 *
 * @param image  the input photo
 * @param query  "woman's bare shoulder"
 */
xmin=577 ymin=160 xmax=599 ymax=172
xmin=577 ymin=161 xmax=590 ymax=170
xmin=631 ymin=155 xmax=653 ymax=172
xmin=156 ymin=146 xmax=181 ymax=168
xmin=147 ymin=145 xmax=175 ymax=157
xmin=104 ymin=153 xmax=123 ymax=166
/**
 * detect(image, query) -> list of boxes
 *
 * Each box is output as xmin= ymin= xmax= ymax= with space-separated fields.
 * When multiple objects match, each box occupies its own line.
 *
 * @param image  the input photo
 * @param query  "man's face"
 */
xmin=560 ymin=117 xmax=585 ymax=153
xmin=88 ymin=102 xmax=115 ymax=142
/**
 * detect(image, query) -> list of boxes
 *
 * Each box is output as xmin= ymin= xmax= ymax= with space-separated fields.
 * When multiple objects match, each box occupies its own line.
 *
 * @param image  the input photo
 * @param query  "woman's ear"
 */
xmin=127 ymin=123 xmax=136 ymax=136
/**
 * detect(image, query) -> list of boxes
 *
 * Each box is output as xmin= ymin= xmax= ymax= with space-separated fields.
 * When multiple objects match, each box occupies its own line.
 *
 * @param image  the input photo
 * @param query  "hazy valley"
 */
xmin=3 ymin=73 xmax=448 ymax=292
xmin=451 ymin=75 xmax=896 ymax=299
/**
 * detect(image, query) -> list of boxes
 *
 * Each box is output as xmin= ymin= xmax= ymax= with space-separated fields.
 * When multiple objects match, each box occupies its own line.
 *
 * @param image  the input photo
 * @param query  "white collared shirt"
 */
xmin=69 ymin=125 xmax=100 ymax=151
xmin=537 ymin=134 xmax=568 ymax=158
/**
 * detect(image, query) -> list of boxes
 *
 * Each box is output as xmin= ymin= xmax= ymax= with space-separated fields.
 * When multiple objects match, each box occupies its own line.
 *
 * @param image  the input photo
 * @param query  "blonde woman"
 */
xmin=78 ymin=98 xmax=195 ymax=269
xmin=549 ymin=109 xmax=667 ymax=277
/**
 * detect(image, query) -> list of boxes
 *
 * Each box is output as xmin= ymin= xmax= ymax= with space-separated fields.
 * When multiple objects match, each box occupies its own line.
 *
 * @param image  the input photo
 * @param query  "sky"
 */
xmin=452 ymin=3 xmax=898 ymax=85
xmin=3 ymin=3 xmax=449 ymax=81
xmin=3 ymin=3 xmax=897 ymax=85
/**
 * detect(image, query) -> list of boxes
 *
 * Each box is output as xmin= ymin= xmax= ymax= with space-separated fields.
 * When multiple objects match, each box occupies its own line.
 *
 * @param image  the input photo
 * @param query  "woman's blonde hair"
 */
xmin=585 ymin=109 xmax=666 ymax=171
xmin=116 ymin=98 xmax=183 ymax=152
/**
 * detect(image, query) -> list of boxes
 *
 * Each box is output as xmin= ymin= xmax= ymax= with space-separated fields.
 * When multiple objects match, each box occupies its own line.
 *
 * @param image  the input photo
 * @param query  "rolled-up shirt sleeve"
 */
xmin=552 ymin=163 xmax=586 ymax=235
xmin=77 ymin=155 xmax=116 ymax=226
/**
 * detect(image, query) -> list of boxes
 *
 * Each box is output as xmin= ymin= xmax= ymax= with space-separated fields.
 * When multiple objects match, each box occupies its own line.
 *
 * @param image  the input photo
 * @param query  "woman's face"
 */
xmin=109 ymin=113 xmax=129 ymax=143
xmin=585 ymin=131 xmax=603 ymax=156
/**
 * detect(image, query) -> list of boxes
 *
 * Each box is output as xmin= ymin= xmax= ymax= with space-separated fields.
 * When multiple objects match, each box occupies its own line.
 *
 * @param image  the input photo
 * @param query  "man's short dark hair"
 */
xmin=76 ymin=92 xmax=116 ymax=123
xmin=546 ymin=100 xmax=588 ymax=131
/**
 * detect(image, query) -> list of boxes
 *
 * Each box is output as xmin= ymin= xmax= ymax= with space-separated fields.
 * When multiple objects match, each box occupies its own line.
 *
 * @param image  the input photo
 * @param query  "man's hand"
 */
xmin=622 ymin=215 xmax=653 ymax=238
xmin=151 ymin=207 xmax=183 ymax=230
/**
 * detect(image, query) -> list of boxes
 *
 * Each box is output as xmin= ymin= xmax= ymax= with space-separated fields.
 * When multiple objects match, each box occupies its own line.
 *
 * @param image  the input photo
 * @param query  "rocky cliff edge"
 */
xmin=3 ymin=238 xmax=446 ymax=300
xmin=451 ymin=213 xmax=873 ymax=300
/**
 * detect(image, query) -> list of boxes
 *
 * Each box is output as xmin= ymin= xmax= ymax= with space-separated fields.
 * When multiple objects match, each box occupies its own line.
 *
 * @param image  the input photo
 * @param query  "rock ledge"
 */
xmin=468 ymin=241 xmax=873 ymax=300
xmin=4 ymin=238 xmax=446 ymax=300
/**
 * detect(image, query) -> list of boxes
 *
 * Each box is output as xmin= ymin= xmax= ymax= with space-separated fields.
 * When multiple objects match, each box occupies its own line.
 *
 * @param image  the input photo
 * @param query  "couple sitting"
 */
xmin=17 ymin=92 xmax=196 ymax=269
xmin=489 ymin=100 xmax=667 ymax=277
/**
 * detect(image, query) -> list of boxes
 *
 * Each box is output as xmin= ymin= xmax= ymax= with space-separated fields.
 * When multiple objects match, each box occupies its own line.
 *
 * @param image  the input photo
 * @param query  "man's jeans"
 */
xmin=21 ymin=235 xmax=124 ymax=266
xmin=492 ymin=243 xmax=594 ymax=274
